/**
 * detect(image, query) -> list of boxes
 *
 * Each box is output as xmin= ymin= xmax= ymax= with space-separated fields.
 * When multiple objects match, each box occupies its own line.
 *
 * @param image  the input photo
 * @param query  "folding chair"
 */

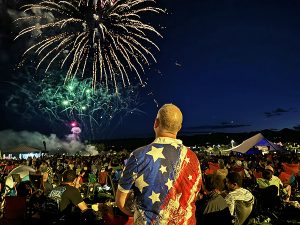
xmin=1 ymin=196 xmax=27 ymax=225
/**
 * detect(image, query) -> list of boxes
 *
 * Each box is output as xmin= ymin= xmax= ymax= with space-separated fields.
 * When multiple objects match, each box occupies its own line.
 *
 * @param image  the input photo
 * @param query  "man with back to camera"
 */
xmin=48 ymin=169 xmax=88 ymax=222
xmin=116 ymin=103 xmax=202 ymax=225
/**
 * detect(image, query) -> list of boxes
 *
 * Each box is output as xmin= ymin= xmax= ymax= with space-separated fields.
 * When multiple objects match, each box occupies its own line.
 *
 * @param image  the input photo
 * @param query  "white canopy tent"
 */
xmin=5 ymin=165 xmax=36 ymax=189
xmin=3 ymin=145 xmax=42 ymax=159
xmin=224 ymin=133 xmax=283 ymax=154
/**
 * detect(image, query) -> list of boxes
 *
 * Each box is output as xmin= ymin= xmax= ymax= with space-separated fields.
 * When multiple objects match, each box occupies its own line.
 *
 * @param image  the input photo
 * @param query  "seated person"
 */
xmin=48 ymin=170 xmax=88 ymax=222
xmin=257 ymin=165 xmax=291 ymax=201
xmin=215 ymin=159 xmax=228 ymax=181
xmin=196 ymin=174 xmax=233 ymax=225
xmin=225 ymin=172 xmax=254 ymax=225
xmin=16 ymin=180 xmax=33 ymax=197
xmin=39 ymin=161 xmax=53 ymax=196
xmin=74 ymin=170 xmax=85 ymax=188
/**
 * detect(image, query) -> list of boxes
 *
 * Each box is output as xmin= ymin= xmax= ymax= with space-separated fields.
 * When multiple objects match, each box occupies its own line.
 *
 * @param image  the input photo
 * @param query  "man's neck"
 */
xmin=155 ymin=132 xmax=177 ymax=139
xmin=231 ymin=186 xmax=241 ymax=192
xmin=63 ymin=181 xmax=75 ymax=187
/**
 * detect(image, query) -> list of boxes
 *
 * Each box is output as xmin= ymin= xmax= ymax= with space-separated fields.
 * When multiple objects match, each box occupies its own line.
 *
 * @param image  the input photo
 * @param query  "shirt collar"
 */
xmin=152 ymin=137 xmax=182 ymax=145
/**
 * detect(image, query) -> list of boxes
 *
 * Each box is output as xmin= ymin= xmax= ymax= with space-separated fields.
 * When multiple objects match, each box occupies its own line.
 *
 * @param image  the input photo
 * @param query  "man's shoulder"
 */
xmin=133 ymin=141 xmax=185 ymax=151
xmin=49 ymin=185 xmax=67 ymax=199
xmin=227 ymin=188 xmax=249 ymax=197
xmin=185 ymin=146 xmax=200 ymax=162
xmin=242 ymin=187 xmax=253 ymax=194
xmin=59 ymin=184 xmax=78 ymax=195
xmin=186 ymin=146 xmax=198 ymax=156
xmin=271 ymin=175 xmax=282 ymax=183
xmin=52 ymin=185 xmax=67 ymax=192
xmin=132 ymin=144 xmax=152 ymax=155
xmin=271 ymin=175 xmax=281 ymax=180
xmin=132 ymin=140 xmax=175 ymax=152
xmin=236 ymin=188 xmax=254 ymax=200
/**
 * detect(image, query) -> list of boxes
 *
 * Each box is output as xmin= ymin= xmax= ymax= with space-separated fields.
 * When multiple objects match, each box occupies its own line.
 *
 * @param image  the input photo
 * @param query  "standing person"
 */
xmin=116 ymin=104 xmax=202 ymax=225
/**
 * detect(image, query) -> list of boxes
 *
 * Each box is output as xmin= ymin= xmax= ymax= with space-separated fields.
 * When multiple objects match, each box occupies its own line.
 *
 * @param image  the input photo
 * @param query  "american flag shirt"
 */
xmin=118 ymin=137 xmax=202 ymax=225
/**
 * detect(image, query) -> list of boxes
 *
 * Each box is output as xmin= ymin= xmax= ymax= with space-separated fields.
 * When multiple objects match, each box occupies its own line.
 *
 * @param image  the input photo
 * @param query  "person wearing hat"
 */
xmin=257 ymin=165 xmax=291 ymax=200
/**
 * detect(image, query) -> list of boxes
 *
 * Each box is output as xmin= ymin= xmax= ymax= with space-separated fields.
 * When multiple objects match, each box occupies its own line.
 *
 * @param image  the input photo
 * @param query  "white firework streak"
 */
xmin=15 ymin=0 xmax=165 ymax=91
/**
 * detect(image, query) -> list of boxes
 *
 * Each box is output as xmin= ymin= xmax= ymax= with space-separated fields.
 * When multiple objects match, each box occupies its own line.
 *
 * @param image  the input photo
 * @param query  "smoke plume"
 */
xmin=0 ymin=129 xmax=94 ymax=154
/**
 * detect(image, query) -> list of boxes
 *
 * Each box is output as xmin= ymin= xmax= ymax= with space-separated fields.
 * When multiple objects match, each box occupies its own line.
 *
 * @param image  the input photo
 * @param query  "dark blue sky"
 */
xmin=1 ymin=0 xmax=300 ymax=140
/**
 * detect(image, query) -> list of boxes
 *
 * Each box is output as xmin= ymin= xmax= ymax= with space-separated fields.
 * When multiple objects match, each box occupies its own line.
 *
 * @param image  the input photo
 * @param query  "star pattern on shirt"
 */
xmin=165 ymin=178 xmax=173 ymax=190
xmin=135 ymin=174 xmax=149 ymax=193
xmin=118 ymin=140 xmax=203 ymax=225
xmin=170 ymin=142 xmax=179 ymax=149
xmin=149 ymin=191 xmax=160 ymax=204
xmin=146 ymin=146 xmax=165 ymax=162
xmin=184 ymin=157 xmax=190 ymax=164
xmin=159 ymin=165 xmax=167 ymax=174
xmin=132 ymin=172 xmax=137 ymax=180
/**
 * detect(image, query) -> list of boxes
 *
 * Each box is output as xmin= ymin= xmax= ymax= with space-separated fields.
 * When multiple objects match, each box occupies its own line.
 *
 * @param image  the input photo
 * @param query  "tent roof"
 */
xmin=4 ymin=145 xmax=42 ymax=154
xmin=228 ymin=133 xmax=283 ymax=153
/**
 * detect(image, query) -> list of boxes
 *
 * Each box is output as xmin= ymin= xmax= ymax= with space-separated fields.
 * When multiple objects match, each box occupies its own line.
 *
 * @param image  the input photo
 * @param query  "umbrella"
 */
xmin=5 ymin=165 xmax=36 ymax=189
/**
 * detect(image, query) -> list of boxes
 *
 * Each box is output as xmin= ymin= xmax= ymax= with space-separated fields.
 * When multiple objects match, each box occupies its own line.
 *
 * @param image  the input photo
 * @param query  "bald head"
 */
xmin=155 ymin=104 xmax=183 ymax=136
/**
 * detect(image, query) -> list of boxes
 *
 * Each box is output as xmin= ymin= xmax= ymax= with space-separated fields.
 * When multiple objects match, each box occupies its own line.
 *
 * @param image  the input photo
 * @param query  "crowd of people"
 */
xmin=0 ymin=150 xmax=128 ymax=225
xmin=0 ymin=104 xmax=300 ymax=225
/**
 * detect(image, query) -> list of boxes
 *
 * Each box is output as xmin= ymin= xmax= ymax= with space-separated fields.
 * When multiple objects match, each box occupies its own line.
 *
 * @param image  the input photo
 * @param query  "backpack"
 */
xmin=41 ymin=197 xmax=60 ymax=219
xmin=41 ymin=186 xmax=67 ymax=222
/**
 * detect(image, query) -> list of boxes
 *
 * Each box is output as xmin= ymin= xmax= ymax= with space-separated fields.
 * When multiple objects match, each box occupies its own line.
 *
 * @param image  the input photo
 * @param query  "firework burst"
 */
xmin=15 ymin=0 xmax=164 ymax=91
xmin=5 ymin=71 xmax=142 ymax=138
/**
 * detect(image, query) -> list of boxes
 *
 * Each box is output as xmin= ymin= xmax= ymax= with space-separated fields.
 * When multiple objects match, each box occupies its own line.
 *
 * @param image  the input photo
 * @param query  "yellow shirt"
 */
xmin=257 ymin=175 xmax=283 ymax=196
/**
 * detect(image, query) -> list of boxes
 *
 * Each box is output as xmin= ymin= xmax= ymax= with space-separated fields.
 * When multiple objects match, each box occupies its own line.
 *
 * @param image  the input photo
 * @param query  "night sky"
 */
xmin=1 ymin=0 xmax=300 ymax=141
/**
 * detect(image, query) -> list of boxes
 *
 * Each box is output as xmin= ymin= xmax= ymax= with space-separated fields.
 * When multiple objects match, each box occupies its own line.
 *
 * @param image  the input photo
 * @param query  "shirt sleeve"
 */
xmin=118 ymin=153 xmax=138 ymax=193
xmin=68 ymin=187 xmax=84 ymax=206
xmin=225 ymin=193 xmax=235 ymax=215
xmin=257 ymin=178 xmax=268 ymax=189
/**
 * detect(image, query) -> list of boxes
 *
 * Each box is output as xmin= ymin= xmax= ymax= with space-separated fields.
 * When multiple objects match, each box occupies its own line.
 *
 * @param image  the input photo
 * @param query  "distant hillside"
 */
xmin=180 ymin=128 xmax=300 ymax=146
xmin=91 ymin=129 xmax=300 ymax=150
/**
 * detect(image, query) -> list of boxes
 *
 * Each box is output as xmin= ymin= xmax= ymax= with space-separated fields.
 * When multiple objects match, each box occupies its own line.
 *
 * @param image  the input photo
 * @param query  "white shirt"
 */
xmin=225 ymin=187 xmax=254 ymax=215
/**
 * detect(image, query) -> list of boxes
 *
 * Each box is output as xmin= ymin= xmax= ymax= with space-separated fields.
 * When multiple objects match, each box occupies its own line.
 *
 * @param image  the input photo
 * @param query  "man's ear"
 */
xmin=178 ymin=123 xmax=182 ymax=131
xmin=154 ymin=118 xmax=159 ymax=128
